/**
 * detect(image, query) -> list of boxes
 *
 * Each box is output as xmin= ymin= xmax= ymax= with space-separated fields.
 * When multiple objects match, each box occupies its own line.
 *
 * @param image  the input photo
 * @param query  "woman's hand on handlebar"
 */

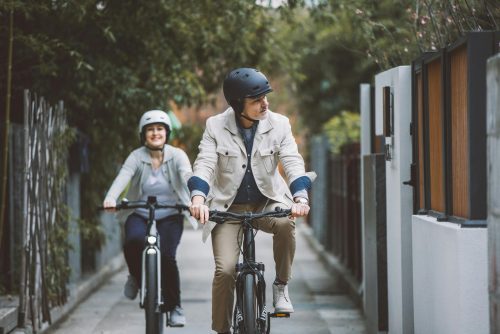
xmin=190 ymin=195 xmax=209 ymax=224
xmin=103 ymin=198 xmax=117 ymax=212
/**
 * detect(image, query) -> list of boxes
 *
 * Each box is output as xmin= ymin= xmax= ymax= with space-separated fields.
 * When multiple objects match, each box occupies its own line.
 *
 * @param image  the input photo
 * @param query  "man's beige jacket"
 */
xmin=192 ymin=107 xmax=316 ymax=242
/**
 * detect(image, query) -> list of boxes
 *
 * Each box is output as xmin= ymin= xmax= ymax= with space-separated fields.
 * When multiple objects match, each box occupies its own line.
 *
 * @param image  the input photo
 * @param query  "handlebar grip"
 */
xmin=97 ymin=206 xmax=118 ymax=212
xmin=98 ymin=203 xmax=127 ymax=211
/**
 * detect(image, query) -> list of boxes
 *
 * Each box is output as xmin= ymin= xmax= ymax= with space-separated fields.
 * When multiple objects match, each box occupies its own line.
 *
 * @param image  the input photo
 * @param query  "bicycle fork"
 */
xmin=234 ymin=263 xmax=267 ymax=332
xmin=139 ymin=220 xmax=163 ymax=312
xmin=236 ymin=225 xmax=270 ymax=332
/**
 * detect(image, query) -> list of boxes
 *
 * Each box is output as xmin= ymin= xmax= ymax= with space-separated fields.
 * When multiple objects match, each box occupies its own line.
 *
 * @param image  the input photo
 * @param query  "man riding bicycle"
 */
xmin=188 ymin=68 xmax=316 ymax=334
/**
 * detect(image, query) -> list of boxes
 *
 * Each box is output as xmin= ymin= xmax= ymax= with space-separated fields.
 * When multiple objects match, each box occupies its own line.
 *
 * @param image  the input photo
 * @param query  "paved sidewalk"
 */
xmin=45 ymin=222 xmax=366 ymax=334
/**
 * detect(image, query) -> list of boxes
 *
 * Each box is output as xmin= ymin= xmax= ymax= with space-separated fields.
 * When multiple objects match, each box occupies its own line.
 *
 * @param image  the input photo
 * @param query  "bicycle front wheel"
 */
xmin=243 ymin=273 xmax=257 ymax=333
xmin=145 ymin=251 xmax=163 ymax=334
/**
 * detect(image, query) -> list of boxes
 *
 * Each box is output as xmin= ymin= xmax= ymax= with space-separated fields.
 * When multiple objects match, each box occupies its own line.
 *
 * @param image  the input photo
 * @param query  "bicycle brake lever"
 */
xmin=119 ymin=198 xmax=129 ymax=209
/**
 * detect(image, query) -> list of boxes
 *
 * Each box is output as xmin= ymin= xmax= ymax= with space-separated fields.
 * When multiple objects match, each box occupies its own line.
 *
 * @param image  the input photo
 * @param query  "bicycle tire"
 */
xmin=243 ymin=274 xmax=257 ymax=333
xmin=145 ymin=251 xmax=163 ymax=334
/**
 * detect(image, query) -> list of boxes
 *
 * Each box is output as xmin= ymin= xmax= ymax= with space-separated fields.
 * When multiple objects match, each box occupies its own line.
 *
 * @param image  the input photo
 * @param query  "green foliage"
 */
xmin=2 ymin=0 xmax=498 ymax=264
xmin=281 ymin=0 xmax=498 ymax=132
xmin=46 ymin=204 xmax=72 ymax=305
xmin=306 ymin=0 xmax=499 ymax=69
xmin=410 ymin=0 xmax=499 ymax=53
xmin=1 ymin=1 xmax=288 ymax=256
xmin=40 ymin=122 xmax=75 ymax=306
xmin=77 ymin=217 xmax=105 ymax=251
xmin=171 ymin=124 xmax=205 ymax=163
xmin=44 ymin=124 xmax=75 ymax=305
xmin=281 ymin=5 xmax=378 ymax=132
xmin=323 ymin=111 xmax=360 ymax=154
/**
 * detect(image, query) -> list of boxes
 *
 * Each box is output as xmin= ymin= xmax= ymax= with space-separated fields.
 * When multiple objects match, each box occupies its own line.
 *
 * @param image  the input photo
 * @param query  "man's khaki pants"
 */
xmin=211 ymin=202 xmax=295 ymax=333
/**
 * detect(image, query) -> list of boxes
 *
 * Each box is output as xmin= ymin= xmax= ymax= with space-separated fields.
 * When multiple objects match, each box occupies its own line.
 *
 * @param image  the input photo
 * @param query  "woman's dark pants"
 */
xmin=123 ymin=213 xmax=184 ymax=311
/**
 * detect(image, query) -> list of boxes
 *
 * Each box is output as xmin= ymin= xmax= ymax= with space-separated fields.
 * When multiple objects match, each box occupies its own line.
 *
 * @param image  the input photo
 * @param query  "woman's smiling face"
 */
xmin=144 ymin=123 xmax=167 ymax=149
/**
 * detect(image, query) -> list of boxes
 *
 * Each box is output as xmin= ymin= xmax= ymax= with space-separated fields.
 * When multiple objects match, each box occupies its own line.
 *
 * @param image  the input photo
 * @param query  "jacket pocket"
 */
xmin=216 ymin=147 xmax=238 ymax=173
xmin=259 ymin=145 xmax=279 ymax=174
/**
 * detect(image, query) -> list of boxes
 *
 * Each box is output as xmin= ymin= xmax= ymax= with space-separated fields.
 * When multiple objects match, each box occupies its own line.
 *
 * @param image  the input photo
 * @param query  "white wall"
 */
xmin=360 ymin=83 xmax=372 ymax=156
xmin=375 ymin=66 xmax=414 ymax=334
xmin=413 ymin=215 xmax=488 ymax=334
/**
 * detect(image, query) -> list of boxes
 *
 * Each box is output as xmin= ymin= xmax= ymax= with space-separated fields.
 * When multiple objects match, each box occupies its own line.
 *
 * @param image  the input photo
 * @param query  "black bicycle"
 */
xmin=209 ymin=208 xmax=292 ymax=334
xmin=100 ymin=196 xmax=188 ymax=334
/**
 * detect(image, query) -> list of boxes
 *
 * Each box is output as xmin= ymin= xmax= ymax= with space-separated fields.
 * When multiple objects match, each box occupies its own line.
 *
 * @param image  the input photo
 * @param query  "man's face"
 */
xmin=242 ymin=95 xmax=269 ymax=121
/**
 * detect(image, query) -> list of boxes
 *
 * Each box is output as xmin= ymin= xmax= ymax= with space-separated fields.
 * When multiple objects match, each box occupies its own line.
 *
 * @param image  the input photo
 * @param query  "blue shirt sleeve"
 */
xmin=290 ymin=175 xmax=312 ymax=194
xmin=187 ymin=176 xmax=210 ymax=196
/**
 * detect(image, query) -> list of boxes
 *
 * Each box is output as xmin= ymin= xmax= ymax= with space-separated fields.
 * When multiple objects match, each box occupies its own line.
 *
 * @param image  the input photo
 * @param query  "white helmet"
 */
xmin=139 ymin=110 xmax=172 ymax=144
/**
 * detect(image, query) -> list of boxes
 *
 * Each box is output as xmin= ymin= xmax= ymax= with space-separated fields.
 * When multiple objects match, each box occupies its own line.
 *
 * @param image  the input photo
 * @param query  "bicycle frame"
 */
xmin=139 ymin=202 xmax=162 ymax=313
xmin=234 ymin=219 xmax=266 ymax=333
xmin=100 ymin=196 xmax=188 ymax=334
xmin=209 ymin=208 xmax=291 ymax=334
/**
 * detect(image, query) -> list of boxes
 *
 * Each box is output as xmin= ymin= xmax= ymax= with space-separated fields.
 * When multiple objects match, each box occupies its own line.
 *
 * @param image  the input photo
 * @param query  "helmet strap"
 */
xmin=239 ymin=112 xmax=258 ymax=123
xmin=230 ymin=99 xmax=257 ymax=124
xmin=145 ymin=144 xmax=164 ymax=152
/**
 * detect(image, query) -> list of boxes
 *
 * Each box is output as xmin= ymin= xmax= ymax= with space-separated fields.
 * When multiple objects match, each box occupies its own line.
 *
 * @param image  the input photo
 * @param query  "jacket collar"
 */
xmin=223 ymin=107 xmax=273 ymax=135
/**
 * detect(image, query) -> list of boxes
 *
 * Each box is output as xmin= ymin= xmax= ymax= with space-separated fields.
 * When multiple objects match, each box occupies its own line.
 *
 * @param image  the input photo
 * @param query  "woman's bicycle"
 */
xmin=209 ymin=207 xmax=292 ymax=334
xmin=100 ymin=196 xmax=188 ymax=334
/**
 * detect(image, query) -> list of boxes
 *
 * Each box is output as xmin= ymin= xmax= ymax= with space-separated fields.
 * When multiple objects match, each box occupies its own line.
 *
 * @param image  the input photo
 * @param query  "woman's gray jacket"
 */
xmin=104 ymin=145 xmax=197 ymax=228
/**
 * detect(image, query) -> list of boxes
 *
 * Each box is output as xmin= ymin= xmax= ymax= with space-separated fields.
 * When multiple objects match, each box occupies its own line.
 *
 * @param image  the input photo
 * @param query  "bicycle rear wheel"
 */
xmin=145 ymin=251 xmax=163 ymax=334
xmin=243 ymin=273 xmax=257 ymax=333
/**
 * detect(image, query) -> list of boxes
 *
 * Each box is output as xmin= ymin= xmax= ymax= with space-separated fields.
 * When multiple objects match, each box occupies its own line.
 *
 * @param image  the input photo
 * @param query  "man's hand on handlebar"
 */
xmin=290 ymin=202 xmax=310 ymax=217
xmin=190 ymin=195 xmax=209 ymax=225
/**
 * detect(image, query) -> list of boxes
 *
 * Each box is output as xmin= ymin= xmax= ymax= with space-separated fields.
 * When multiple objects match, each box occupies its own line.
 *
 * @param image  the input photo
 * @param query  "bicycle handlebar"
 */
xmin=98 ymin=199 xmax=189 ymax=212
xmin=208 ymin=207 xmax=292 ymax=224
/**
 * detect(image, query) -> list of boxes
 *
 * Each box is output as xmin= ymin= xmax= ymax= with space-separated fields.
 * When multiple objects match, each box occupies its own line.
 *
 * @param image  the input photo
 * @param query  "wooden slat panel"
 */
xmin=450 ymin=46 xmax=469 ymax=218
xmin=416 ymin=72 xmax=425 ymax=209
xmin=427 ymin=60 xmax=445 ymax=212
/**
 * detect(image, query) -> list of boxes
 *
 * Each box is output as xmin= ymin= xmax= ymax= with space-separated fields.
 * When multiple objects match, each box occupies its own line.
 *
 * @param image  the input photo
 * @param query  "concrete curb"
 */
xmin=298 ymin=222 xmax=364 ymax=308
xmin=10 ymin=254 xmax=125 ymax=334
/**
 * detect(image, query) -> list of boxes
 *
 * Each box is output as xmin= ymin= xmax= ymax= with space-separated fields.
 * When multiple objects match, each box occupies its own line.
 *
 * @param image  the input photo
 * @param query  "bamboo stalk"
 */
xmin=18 ymin=90 xmax=30 ymax=328
xmin=20 ymin=89 xmax=71 ymax=330
xmin=0 ymin=3 xmax=14 ymax=251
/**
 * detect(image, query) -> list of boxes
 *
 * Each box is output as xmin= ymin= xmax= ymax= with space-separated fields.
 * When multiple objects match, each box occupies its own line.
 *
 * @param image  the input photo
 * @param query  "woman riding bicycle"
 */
xmin=103 ymin=110 xmax=196 ymax=327
xmin=188 ymin=68 xmax=316 ymax=334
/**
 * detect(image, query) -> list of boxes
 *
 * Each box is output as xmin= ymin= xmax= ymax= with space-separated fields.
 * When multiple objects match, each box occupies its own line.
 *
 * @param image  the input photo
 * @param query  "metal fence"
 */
xmin=310 ymin=136 xmax=363 ymax=284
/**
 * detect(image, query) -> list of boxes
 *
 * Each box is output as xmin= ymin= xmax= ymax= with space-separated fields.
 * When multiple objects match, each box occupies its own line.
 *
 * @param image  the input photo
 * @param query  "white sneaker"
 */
xmin=168 ymin=305 xmax=186 ymax=327
xmin=273 ymin=283 xmax=294 ymax=313
xmin=123 ymin=275 xmax=138 ymax=300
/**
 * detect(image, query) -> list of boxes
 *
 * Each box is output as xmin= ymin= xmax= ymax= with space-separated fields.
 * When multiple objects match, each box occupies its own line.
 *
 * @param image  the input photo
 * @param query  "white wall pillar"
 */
xmin=360 ymin=83 xmax=372 ymax=156
xmin=375 ymin=66 xmax=414 ymax=334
